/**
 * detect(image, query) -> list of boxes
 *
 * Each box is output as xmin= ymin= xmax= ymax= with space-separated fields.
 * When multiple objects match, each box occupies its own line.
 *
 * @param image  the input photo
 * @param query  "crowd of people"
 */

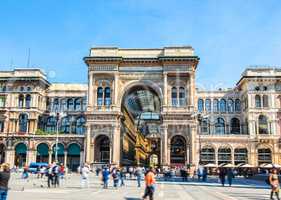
xmin=0 ymin=162 xmax=281 ymax=200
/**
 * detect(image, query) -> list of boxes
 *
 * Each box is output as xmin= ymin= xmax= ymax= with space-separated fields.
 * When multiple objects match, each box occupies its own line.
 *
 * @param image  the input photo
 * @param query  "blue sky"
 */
xmin=0 ymin=0 xmax=281 ymax=89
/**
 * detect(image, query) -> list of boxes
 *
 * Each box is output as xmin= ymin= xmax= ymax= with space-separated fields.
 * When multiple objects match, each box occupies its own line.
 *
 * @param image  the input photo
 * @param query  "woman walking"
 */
xmin=269 ymin=168 xmax=280 ymax=200
xmin=0 ymin=163 xmax=11 ymax=200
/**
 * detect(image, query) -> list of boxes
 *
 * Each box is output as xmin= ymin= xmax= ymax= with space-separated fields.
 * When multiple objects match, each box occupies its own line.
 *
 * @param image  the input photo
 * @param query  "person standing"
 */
xmin=227 ymin=168 xmax=234 ymax=187
xmin=102 ymin=167 xmax=110 ymax=189
xmin=52 ymin=163 xmax=60 ymax=188
xmin=120 ymin=168 xmax=125 ymax=186
xmin=202 ymin=167 xmax=208 ymax=182
xmin=111 ymin=168 xmax=119 ymax=188
xmin=143 ymin=168 xmax=156 ymax=200
xmin=0 ymin=163 xmax=11 ymax=200
xmin=80 ymin=164 xmax=90 ymax=188
xmin=219 ymin=168 xmax=226 ymax=187
xmin=47 ymin=165 xmax=53 ymax=188
xmin=269 ymin=168 xmax=280 ymax=200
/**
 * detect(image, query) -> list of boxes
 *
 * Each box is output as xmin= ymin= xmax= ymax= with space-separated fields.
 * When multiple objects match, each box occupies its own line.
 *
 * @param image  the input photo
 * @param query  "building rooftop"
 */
xmin=89 ymin=46 xmax=195 ymax=58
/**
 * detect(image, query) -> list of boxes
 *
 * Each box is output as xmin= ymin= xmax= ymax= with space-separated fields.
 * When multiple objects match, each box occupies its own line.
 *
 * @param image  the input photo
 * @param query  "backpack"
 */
xmin=265 ymin=176 xmax=270 ymax=185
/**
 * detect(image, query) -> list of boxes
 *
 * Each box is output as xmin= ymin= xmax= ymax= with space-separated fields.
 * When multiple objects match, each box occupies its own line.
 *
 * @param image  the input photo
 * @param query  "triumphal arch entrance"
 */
xmin=84 ymin=46 xmax=199 ymax=167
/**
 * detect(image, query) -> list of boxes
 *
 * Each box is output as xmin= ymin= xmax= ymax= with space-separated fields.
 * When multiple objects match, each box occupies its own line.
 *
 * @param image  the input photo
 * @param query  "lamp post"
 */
xmin=52 ymin=112 xmax=66 ymax=163
xmin=196 ymin=113 xmax=209 ymax=166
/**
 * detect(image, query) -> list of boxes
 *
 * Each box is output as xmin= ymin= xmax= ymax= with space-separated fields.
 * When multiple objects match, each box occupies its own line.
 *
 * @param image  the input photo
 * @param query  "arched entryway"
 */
xmin=0 ymin=144 xmax=5 ymax=164
xmin=52 ymin=143 xmax=65 ymax=164
xmin=67 ymin=143 xmax=81 ymax=171
xmin=170 ymin=136 xmax=187 ymax=166
xmin=94 ymin=135 xmax=110 ymax=163
xmin=36 ymin=143 xmax=49 ymax=163
xmin=15 ymin=143 xmax=27 ymax=167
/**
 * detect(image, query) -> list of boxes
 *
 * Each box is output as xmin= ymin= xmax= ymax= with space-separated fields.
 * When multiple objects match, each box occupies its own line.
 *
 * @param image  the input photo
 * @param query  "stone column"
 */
xmin=64 ymin=151 xmax=68 ymax=168
xmin=186 ymin=146 xmax=190 ymax=164
xmin=161 ymin=125 xmax=168 ymax=166
xmin=114 ymin=73 xmax=119 ymax=106
xmin=112 ymin=125 xmax=120 ymax=165
xmin=27 ymin=149 xmax=36 ymax=165
xmin=215 ymin=148 xmax=218 ymax=165
xmin=80 ymin=151 xmax=84 ymax=165
xmin=189 ymin=73 xmax=195 ymax=107
xmin=163 ymin=72 xmax=168 ymax=106
xmin=88 ymin=71 xmax=94 ymax=110
xmin=5 ymin=148 xmax=15 ymax=167
xmin=48 ymin=151 xmax=52 ymax=164
xmin=86 ymin=125 xmax=92 ymax=163
xmin=231 ymin=149 xmax=235 ymax=165
xmin=190 ymin=125 xmax=197 ymax=165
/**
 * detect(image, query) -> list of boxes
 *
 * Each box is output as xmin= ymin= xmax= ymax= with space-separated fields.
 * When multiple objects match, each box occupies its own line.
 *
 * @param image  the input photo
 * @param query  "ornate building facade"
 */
xmin=0 ymin=47 xmax=281 ymax=169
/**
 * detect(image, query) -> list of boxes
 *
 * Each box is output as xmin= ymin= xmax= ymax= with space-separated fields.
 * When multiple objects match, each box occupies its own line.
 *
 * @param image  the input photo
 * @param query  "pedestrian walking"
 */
xmin=135 ymin=167 xmax=142 ymax=187
xmin=202 ymin=167 xmax=208 ymax=182
xmin=227 ymin=168 xmax=234 ymax=187
xmin=102 ymin=167 xmax=110 ymax=189
xmin=269 ymin=168 xmax=280 ymax=200
xmin=52 ymin=163 xmax=60 ymax=188
xmin=0 ymin=163 xmax=11 ymax=200
xmin=120 ymin=168 xmax=125 ymax=186
xmin=80 ymin=164 xmax=90 ymax=188
xmin=47 ymin=165 xmax=53 ymax=188
xmin=142 ymin=168 xmax=156 ymax=200
xmin=219 ymin=168 xmax=226 ymax=187
xmin=111 ymin=168 xmax=119 ymax=188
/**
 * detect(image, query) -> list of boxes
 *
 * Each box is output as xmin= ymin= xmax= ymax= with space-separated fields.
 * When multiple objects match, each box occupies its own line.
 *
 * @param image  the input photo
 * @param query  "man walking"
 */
xmin=143 ymin=168 xmax=156 ymax=200
xmin=80 ymin=164 xmax=90 ymax=188
xmin=0 ymin=163 xmax=11 ymax=200
xmin=135 ymin=167 xmax=142 ymax=187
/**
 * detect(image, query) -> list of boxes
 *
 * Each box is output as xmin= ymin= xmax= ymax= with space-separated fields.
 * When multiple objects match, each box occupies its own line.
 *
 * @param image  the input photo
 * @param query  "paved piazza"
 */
xmin=8 ymin=173 xmax=270 ymax=200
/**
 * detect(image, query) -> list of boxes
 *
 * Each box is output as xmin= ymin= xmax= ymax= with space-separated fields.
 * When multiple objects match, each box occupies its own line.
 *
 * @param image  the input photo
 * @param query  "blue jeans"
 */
xmin=0 ymin=189 xmax=7 ymax=200
xmin=137 ymin=176 xmax=141 ymax=187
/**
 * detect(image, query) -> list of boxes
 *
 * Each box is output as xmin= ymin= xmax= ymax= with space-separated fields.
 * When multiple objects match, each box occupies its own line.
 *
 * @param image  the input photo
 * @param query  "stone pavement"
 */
xmin=7 ymin=173 xmax=272 ymax=200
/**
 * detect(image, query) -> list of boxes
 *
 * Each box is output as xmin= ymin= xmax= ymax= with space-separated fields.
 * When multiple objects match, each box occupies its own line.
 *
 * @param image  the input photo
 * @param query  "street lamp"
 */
xmin=51 ymin=112 xmax=66 ymax=163
xmin=196 ymin=113 xmax=209 ymax=165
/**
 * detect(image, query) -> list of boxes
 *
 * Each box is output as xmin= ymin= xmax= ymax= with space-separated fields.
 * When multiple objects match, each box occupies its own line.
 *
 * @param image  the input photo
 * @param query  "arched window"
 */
xmin=205 ymin=99 xmax=211 ymax=112
xmin=82 ymin=97 xmax=87 ymax=111
xmin=67 ymin=99 xmax=74 ymax=111
xmin=0 ymin=97 xmax=5 ymax=107
xmin=97 ymin=87 xmax=103 ymax=106
xmin=171 ymin=87 xmax=178 ymax=107
xmin=227 ymin=99 xmax=234 ymax=113
xmin=198 ymin=99 xmax=204 ymax=113
xmin=230 ymin=118 xmax=240 ymax=134
xmin=258 ymin=115 xmax=268 ymax=134
xmin=263 ymin=95 xmax=269 ymax=107
xmin=219 ymin=99 xmax=226 ymax=112
xmin=60 ymin=117 xmax=70 ymax=133
xmin=218 ymin=147 xmax=232 ymax=165
xmin=53 ymin=98 xmax=59 ymax=112
xmin=234 ymin=148 xmax=248 ymax=165
xmin=0 ymin=121 xmax=4 ymax=132
xmin=201 ymin=147 xmax=215 ymax=164
xmin=19 ymin=113 xmax=28 ymax=133
xmin=18 ymin=94 xmax=24 ymax=108
xmin=25 ymin=94 xmax=31 ymax=108
xmin=255 ymin=95 xmax=261 ymax=108
xmin=213 ymin=99 xmax=219 ymax=112
xmin=46 ymin=117 xmax=56 ymax=132
xmin=76 ymin=117 xmax=85 ymax=135
xmin=74 ymin=98 xmax=81 ymax=111
xmin=235 ymin=99 xmax=241 ymax=112
xmin=215 ymin=118 xmax=225 ymax=135
xmin=179 ymin=87 xmax=186 ymax=106
xmin=200 ymin=119 xmax=209 ymax=134
xmin=94 ymin=135 xmax=110 ymax=163
xmin=104 ymin=87 xmax=111 ymax=107
xmin=258 ymin=148 xmax=272 ymax=165
xmin=170 ymin=136 xmax=186 ymax=164
xmin=61 ymin=99 xmax=67 ymax=111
